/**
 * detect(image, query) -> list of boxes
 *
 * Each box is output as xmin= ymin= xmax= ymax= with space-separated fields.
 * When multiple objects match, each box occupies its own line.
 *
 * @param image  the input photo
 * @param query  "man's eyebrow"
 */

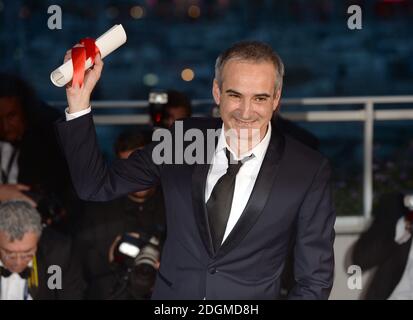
xmin=254 ymin=93 xmax=271 ymax=98
xmin=225 ymin=90 xmax=271 ymax=98
xmin=1 ymin=248 xmax=35 ymax=254
xmin=225 ymin=89 xmax=242 ymax=95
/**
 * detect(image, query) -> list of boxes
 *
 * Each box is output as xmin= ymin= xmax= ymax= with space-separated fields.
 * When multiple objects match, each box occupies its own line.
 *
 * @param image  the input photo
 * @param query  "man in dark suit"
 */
xmin=0 ymin=73 xmax=70 ymax=197
xmin=352 ymin=192 xmax=413 ymax=299
xmin=0 ymin=73 xmax=79 ymax=234
xmin=55 ymin=41 xmax=336 ymax=299
xmin=0 ymin=200 xmax=85 ymax=300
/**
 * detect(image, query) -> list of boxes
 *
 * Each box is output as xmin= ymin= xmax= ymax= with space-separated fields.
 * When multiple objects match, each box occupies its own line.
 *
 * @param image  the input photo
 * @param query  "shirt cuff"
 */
xmin=65 ymin=106 xmax=92 ymax=121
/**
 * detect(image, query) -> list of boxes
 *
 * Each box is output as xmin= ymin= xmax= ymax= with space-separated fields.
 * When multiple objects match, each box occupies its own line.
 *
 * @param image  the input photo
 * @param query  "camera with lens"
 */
xmin=148 ymin=90 xmax=168 ymax=128
xmin=111 ymin=231 xmax=162 ymax=299
xmin=148 ymin=89 xmax=192 ymax=128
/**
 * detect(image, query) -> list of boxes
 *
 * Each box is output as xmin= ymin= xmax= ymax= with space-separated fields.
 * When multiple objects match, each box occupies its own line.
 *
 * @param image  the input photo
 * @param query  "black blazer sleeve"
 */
xmin=288 ymin=159 xmax=336 ymax=300
xmin=352 ymin=193 xmax=404 ymax=270
xmin=54 ymin=113 xmax=161 ymax=201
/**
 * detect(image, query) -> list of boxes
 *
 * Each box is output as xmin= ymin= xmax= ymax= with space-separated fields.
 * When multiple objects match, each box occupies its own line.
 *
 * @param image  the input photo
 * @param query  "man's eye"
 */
xmin=229 ymin=94 xmax=240 ymax=98
xmin=255 ymin=97 xmax=267 ymax=102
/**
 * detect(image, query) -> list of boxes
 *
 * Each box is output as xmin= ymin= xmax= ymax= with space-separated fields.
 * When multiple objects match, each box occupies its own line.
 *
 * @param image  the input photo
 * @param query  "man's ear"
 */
xmin=272 ymin=88 xmax=282 ymax=112
xmin=212 ymin=79 xmax=221 ymax=106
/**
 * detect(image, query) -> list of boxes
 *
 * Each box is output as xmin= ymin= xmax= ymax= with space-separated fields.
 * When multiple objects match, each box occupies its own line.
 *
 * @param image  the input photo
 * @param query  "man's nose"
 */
xmin=238 ymin=99 xmax=252 ymax=119
xmin=15 ymin=257 xmax=26 ymax=269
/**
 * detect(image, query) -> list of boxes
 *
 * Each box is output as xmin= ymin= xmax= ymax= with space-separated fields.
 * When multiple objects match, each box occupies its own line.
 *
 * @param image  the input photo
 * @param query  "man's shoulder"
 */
xmin=282 ymin=132 xmax=329 ymax=170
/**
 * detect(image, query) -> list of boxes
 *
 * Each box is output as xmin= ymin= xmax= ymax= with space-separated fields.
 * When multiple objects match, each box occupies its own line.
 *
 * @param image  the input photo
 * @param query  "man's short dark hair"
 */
xmin=0 ymin=73 xmax=35 ymax=101
xmin=165 ymin=90 xmax=192 ymax=117
xmin=0 ymin=72 xmax=60 ymax=128
xmin=215 ymin=41 xmax=285 ymax=92
xmin=0 ymin=73 xmax=39 ymax=113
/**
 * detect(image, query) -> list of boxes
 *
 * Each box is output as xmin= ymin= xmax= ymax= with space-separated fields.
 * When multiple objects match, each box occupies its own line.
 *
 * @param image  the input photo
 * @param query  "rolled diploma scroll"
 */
xmin=50 ymin=24 xmax=127 ymax=87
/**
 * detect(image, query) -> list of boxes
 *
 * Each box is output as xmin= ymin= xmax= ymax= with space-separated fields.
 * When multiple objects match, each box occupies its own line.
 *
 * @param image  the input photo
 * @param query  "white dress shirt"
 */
xmin=0 ymin=142 xmax=19 ymax=184
xmin=66 ymin=107 xmax=272 ymax=244
xmin=205 ymin=123 xmax=271 ymax=244
xmin=0 ymin=260 xmax=33 ymax=300
xmin=65 ymin=106 xmax=92 ymax=121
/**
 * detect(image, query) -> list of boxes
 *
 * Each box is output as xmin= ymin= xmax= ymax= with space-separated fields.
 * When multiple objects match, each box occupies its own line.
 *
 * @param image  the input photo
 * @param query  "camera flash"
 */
xmin=119 ymin=242 xmax=140 ymax=258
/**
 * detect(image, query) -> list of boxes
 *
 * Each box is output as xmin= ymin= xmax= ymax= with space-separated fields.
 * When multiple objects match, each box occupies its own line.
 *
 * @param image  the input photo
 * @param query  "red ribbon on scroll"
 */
xmin=71 ymin=38 xmax=100 ymax=87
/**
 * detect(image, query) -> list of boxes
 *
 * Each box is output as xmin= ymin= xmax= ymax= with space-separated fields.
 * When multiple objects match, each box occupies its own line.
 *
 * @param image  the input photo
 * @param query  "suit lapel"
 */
xmin=192 ymin=163 xmax=214 ymax=257
xmin=191 ymin=120 xmax=222 ymax=258
xmin=215 ymin=122 xmax=285 ymax=260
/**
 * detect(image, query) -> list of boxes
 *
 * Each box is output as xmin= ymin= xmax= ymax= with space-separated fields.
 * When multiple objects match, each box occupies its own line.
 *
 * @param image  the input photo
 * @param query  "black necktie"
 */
xmin=0 ymin=266 xmax=31 ymax=279
xmin=206 ymin=148 xmax=253 ymax=253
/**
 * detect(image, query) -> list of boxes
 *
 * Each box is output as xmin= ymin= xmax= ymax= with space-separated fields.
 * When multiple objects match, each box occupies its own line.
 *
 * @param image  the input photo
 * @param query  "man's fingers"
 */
xmin=65 ymin=80 xmax=73 ymax=89
xmin=64 ymin=50 xmax=72 ymax=63
xmin=20 ymin=195 xmax=37 ymax=208
xmin=93 ymin=55 xmax=103 ymax=76
xmin=63 ymin=43 xmax=84 ymax=63
xmin=65 ymin=47 xmax=102 ymax=93
xmin=64 ymin=54 xmax=71 ymax=64
xmin=11 ymin=184 xmax=36 ymax=207
xmin=15 ymin=184 xmax=30 ymax=191
xmin=94 ymin=52 xmax=103 ymax=66
xmin=90 ymin=53 xmax=103 ymax=76
xmin=83 ymin=56 xmax=103 ymax=92
xmin=127 ymin=232 xmax=140 ymax=239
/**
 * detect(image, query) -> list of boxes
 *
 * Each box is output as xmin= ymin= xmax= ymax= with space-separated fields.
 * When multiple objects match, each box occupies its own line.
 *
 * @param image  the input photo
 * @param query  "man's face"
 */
xmin=0 ymin=231 xmax=39 ymax=273
xmin=212 ymin=60 xmax=281 ymax=144
xmin=0 ymin=96 xmax=26 ymax=143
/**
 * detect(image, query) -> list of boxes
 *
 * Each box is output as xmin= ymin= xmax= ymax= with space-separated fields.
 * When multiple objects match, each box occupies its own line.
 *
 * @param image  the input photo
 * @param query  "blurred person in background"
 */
xmin=351 ymin=192 xmax=413 ymax=299
xmin=149 ymin=89 xmax=192 ymax=128
xmin=162 ymin=90 xmax=192 ymax=128
xmin=0 ymin=73 xmax=80 ymax=234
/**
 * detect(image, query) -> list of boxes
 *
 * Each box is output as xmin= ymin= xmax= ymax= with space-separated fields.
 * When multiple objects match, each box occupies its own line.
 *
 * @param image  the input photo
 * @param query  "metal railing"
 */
xmin=49 ymin=95 xmax=413 ymax=233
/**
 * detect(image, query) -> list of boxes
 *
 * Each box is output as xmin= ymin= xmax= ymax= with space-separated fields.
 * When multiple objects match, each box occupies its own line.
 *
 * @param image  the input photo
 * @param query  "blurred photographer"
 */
xmin=75 ymin=130 xmax=166 ymax=299
xmin=149 ymin=89 xmax=192 ymax=128
xmin=0 ymin=73 xmax=77 ymax=233
xmin=108 ymin=230 xmax=162 ymax=299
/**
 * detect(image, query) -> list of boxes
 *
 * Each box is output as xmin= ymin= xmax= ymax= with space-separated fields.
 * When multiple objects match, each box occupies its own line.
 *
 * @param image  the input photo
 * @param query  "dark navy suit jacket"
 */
xmin=55 ymin=113 xmax=335 ymax=300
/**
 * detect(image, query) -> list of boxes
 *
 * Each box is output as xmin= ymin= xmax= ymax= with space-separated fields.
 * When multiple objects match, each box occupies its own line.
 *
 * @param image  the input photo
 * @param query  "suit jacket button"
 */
xmin=209 ymin=267 xmax=217 ymax=274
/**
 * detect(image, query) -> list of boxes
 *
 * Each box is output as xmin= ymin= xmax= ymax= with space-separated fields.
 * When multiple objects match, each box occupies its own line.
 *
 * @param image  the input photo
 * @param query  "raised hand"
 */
xmin=64 ymin=45 xmax=104 ymax=113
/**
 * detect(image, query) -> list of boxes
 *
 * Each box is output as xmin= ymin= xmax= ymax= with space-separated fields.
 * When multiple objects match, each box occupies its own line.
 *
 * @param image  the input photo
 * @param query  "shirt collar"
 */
xmin=216 ymin=121 xmax=272 ymax=162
